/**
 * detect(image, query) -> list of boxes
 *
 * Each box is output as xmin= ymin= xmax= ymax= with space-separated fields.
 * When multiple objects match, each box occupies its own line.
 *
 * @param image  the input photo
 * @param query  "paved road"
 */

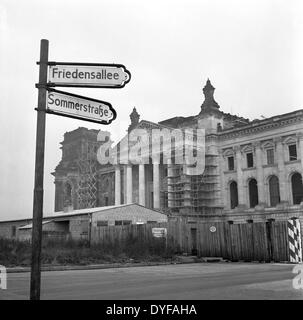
xmin=1 ymin=263 xmax=303 ymax=300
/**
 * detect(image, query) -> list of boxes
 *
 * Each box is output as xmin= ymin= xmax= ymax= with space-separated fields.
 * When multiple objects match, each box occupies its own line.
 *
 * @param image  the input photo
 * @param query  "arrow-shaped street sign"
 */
xmin=47 ymin=62 xmax=131 ymax=88
xmin=46 ymin=88 xmax=116 ymax=124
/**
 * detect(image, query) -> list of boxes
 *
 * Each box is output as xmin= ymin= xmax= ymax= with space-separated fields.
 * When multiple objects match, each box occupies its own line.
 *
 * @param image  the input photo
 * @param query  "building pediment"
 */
xmin=282 ymin=135 xmax=297 ymax=145
xmin=222 ymin=148 xmax=234 ymax=157
xmin=241 ymin=144 xmax=253 ymax=153
xmin=261 ymin=140 xmax=275 ymax=149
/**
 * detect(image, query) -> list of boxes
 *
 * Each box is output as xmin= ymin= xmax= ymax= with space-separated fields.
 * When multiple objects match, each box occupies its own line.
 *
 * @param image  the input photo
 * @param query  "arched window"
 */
xmin=230 ymin=181 xmax=238 ymax=209
xmin=268 ymin=175 xmax=280 ymax=207
xmin=248 ymin=178 xmax=258 ymax=208
xmin=291 ymin=172 xmax=303 ymax=205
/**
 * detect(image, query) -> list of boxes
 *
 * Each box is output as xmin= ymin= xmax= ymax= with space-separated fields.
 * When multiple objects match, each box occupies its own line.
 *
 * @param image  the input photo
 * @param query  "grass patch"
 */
xmin=0 ymin=236 xmax=177 ymax=267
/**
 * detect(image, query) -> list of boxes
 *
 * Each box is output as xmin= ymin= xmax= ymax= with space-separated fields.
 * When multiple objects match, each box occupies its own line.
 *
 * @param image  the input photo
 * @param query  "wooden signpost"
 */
xmin=30 ymin=39 xmax=130 ymax=300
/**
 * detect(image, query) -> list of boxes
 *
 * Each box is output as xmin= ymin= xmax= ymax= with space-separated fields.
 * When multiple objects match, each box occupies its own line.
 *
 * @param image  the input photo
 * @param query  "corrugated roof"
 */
xmin=90 ymin=204 xmax=167 ymax=220
xmin=0 ymin=204 xmax=167 ymax=224
xmin=48 ymin=203 xmax=158 ymax=218
xmin=18 ymin=220 xmax=53 ymax=230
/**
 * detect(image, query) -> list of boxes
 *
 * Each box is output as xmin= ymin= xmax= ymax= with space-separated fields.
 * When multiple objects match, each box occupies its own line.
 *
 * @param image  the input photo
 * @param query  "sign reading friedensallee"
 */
xmin=46 ymin=89 xmax=116 ymax=124
xmin=48 ymin=62 xmax=131 ymax=88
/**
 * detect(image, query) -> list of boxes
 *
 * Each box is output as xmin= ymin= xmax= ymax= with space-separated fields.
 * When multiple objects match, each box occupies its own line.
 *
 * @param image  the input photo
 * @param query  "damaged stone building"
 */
xmin=52 ymin=79 xmax=303 ymax=226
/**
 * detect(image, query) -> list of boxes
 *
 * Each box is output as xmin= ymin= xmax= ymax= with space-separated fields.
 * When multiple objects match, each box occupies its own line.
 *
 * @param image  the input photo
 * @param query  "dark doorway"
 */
xmin=190 ymin=228 xmax=197 ymax=256
xmin=230 ymin=181 xmax=238 ymax=209
xmin=291 ymin=172 xmax=303 ymax=204
xmin=249 ymin=179 xmax=258 ymax=208
xmin=268 ymin=175 xmax=280 ymax=207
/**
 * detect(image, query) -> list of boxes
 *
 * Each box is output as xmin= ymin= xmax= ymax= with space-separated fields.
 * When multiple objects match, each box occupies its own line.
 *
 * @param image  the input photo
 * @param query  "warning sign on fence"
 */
xmin=152 ymin=228 xmax=167 ymax=238
xmin=209 ymin=226 xmax=216 ymax=233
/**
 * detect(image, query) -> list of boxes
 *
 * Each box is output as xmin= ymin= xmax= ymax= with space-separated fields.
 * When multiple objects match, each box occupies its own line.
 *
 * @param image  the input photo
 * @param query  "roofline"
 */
xmin=0 ymin=218 xmax=32 ymax=224
xmin=0 ymin=204 xmax=167 ymax=224
xmin=219 ymin=108 xmax=303 ymax=135
xmin=19 ymin=220 xmax=53 ymax=230
xmin=139 ymin=119 xmax=175 ymax=130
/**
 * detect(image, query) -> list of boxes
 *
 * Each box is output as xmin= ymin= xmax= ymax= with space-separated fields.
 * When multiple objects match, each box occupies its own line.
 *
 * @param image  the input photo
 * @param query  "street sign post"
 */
xmin=30 ymin=39 xmax=48 ymax=300
xmin=46 ymin=89 xmax=116 ymax=124
xmin=47 ymin=62 xmax=131 ymax=88
xmin=31 ymin=39 xmax=130 ymax=300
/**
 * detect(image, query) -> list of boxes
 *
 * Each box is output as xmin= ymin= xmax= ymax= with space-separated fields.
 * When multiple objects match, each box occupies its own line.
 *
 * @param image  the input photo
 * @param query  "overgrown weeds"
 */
xmin=0 ymin=236 xmax=176 ymax=267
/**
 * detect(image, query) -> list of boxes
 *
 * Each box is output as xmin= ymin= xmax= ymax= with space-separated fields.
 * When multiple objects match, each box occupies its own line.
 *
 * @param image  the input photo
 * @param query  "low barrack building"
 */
xmin=0 ymin=204 xmax=167 ymax=241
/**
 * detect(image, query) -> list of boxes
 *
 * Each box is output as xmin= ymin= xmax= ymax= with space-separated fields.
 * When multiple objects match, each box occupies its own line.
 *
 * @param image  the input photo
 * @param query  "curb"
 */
xmin=6 ymin=259 xmax=200 ymax=273
xmin=5 ymin=259 xmax=292 ymax=273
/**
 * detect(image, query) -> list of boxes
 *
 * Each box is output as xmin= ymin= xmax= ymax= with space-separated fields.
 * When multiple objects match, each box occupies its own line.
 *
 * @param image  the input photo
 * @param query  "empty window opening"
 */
xmin=249 ymin=179 xmax=258 ymax=208
xmin=230 ymin=181 xmax=238 ymax=209
xmin=289 ymin=144 xmax=297 ymax=161
xmin=228 ymin=156 xmax=234 ymax=171
xmin=291 ymin=173 xmax=303 ymax=205
xmin=266 ymin=149 xmax=274 ymax=165
xmin=268 ymin=175 xmax=280 ymax=207
xmin=247 ymin=153 xmax=254 ymax=168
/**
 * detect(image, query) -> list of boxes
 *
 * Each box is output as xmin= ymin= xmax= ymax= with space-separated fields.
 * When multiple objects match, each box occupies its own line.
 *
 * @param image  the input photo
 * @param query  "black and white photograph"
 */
xmin=0 ymin=0 xmax=303 ymax=306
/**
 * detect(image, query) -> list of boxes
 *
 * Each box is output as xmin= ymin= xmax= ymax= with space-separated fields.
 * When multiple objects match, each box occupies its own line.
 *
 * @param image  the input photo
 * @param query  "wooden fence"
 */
xmin=91 ymin=223 xmax=165 ymax=245
xmin=167 ymin=219 xmax=290 ymax=262
xmin=91 ymin=219 xmax=292 ymax=262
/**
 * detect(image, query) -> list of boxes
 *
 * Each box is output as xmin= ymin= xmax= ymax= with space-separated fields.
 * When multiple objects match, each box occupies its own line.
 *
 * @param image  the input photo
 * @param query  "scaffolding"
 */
xmin=167 ymin=154 xmax=222 ymax=215
xmin=76 ymin=142 xmax=98 ymax=209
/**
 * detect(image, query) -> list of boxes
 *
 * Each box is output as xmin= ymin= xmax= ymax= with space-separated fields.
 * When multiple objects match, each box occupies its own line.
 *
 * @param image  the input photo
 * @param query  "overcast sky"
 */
xmin=0 ymin=0 xmax=302 ymax=221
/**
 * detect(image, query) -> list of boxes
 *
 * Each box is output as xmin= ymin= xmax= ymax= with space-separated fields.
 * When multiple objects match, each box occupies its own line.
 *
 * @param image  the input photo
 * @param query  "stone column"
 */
xmin=218 ymin=150 xmax=227 ymax=208
xmin=153 ymin=163 xmax=160 ymax=209
xmin=298 ymin=132 xmax=303 ymax=170
xmin=275 ymin=137 xmax=287 ymax=202
xmin=254 ymin=142 xmax=265 ymax=205
xmin=126 ymin=164 xmax=133 ymax=204
xmin=114 ymin=166 xmax=121 ymax=205
xmin=234 ymin=146 xmax=245 ymax=207
xmin=139 ymin=164 xmax=145 ymax=206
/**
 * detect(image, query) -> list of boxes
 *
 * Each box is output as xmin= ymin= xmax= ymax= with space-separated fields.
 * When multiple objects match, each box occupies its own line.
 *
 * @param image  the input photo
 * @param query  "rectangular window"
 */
xmin=246 ymin=152 xmax=254 ymax=168
xmin=289 ymin=144 xmax=297 ymax=161
xmin=122 ymin=220 xmax=132 ymax=226
xmin=266 ymin=149 xmax=274 ymax=165
xmin=97 ymin=220 xmax=108 ymax=227
xmin=115 ymin=220 xmax=123 ymax=226
xmin=227 ymin=156 xmax=234 ymax=171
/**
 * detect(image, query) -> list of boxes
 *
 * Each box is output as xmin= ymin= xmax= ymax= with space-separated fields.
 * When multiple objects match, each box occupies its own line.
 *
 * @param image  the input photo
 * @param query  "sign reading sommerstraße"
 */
xmin=47 ymin=62 xmax=131 ymax=88
xmin=46 ymin=89 xmax=116 ymax=124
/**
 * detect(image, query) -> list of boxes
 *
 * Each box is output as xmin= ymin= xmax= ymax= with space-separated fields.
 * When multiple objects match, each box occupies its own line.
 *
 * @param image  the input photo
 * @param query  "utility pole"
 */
xmin=30 ymin=39 xmax=49 ymax=300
